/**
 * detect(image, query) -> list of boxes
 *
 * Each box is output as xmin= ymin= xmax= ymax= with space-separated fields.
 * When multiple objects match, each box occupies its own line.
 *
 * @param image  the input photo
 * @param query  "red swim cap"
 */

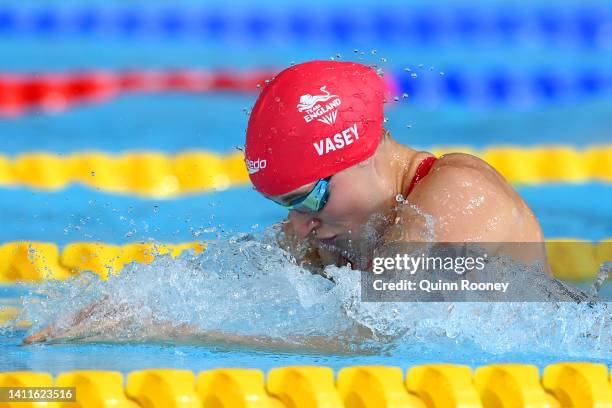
xmin=245 ymin=60 xmax=385 ymax=196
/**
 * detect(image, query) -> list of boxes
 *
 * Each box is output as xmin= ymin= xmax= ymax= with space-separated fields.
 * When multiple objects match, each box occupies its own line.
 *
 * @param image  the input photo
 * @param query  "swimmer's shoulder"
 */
xmin=433 ymin=152 xmax=502 ymax=178
xmin=417 ymin=152 xmax=514 ymax=196
xmin=403 ymin=152 xmax=542 ymax=242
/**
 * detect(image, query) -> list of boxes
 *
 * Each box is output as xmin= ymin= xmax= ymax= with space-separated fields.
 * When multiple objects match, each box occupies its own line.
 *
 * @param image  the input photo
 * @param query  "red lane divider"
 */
xmin=0 ymin=70 xmax=279 ymax=117
xmin=0 ymin=69 xmax=398 ymax=118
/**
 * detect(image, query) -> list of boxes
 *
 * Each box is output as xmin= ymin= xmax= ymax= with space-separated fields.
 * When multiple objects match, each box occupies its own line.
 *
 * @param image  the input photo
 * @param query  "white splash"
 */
xmin=16 ymin=227 xmax=611 ymax=359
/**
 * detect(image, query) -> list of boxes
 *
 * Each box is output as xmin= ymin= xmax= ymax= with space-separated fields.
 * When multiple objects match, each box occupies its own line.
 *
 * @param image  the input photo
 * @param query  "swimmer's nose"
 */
xmin=289 ymin=210 xmax=321 ymax=239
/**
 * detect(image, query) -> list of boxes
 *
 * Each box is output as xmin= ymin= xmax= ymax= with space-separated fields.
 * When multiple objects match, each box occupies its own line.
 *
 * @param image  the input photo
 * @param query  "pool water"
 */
xmin=1 ymin=248 xmax=610 ymax=374
xmin=1 ymin=0 xmax=611 ymax=373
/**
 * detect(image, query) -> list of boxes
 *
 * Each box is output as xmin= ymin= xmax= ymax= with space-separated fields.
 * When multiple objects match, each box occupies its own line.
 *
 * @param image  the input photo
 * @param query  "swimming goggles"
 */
xmin=283 ymin=177 xmax=331 ymax=213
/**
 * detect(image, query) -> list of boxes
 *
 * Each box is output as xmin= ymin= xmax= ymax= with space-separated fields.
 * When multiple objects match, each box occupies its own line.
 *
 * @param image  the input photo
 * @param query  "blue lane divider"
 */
xmin=393 ymin=68 xmax=611 ymax=105
xmin=0 ymin=6 xmax=612 ymax=48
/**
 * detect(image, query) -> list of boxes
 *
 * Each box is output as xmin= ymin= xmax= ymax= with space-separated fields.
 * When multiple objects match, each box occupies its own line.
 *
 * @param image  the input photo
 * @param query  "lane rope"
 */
xmin=0 ymin=364 xmax=609 ymax=405
xmin=0 ymin=70 xmax=274 ymax=117
xmin=0 ymin=146 xmax=610 ymax=197
xmin=0 ymin=5 xmax=611 ymax=49
xmin=0 ymin=239 xmax=609 ymax=283
xmin=0 ymin=364 xmax=610 ymax=405
xmin=1 ymin=68 xmax=611 ymax=117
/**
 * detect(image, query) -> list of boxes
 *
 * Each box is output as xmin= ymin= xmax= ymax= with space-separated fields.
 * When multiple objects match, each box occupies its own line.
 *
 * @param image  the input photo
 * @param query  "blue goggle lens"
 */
xmin=285 ymin=177 xmax=331 ymax=213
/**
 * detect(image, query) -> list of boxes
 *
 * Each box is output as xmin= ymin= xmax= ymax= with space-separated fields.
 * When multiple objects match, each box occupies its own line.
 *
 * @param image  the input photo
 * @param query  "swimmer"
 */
xmin=245 ymin=60 xmax=545 ymax=273
xmin=24 ymin=60 xmax=548 ymax=345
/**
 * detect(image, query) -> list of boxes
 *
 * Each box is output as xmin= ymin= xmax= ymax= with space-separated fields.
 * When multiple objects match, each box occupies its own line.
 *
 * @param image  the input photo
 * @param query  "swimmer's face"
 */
xmin=268 ymin=156 xmax=393 ymax=256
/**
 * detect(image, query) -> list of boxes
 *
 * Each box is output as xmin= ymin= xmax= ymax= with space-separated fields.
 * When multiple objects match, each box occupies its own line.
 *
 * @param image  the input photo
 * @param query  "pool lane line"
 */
xmin=0 ymin=146 xmax=610 ymax=198
xmin=0 ymin=364 xmax=610 ymax=406
xmin=0 ymin=69 xmax=274 ymax=118
xmin=1 ymin=67 xmax=612 ymax=117
xmin=0 ymin=240 xmax=609 ymax=283
xmin=0 ymin=4 xmax=611 ymax=49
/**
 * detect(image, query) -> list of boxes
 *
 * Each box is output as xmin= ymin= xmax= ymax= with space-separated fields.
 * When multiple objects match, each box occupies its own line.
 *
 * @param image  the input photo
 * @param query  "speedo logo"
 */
xmin=297 ymin=86 xmax=341 ymax=126
xmin=246 ymin=158 xmax=267 ymax=174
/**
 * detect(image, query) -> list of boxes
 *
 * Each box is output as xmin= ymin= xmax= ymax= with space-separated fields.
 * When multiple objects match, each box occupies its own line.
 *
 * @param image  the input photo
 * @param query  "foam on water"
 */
xmin=16 ymin=226 xmax=611 ymax=359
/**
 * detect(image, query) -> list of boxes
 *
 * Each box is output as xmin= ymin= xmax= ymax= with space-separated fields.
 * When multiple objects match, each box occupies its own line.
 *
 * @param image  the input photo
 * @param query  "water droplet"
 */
xmin=404 ymin=67 xmax=412 ymax=72
xmin=396 ymin=194 xmax=405 ymax=202
xmin=405 ymin=124 xmax=412 ymax=129
xmin=380 ymin=57 xmax=387 ymax=63
xmin=383 ymin=117 xmax=389 ymax=123
xmin=411 ymin=73 xmax=418 ymax=79
xmin=439 ymin=71 xmax=445 ymax=76
xmin=402 ymin=93 xmax=409 ymax=99
xmin=274 ymin=96 xmax=281 ymax=102
xmin=429 ymin=66 xmax=435 ymax=71
xmin=417 ymin=63 xmax=424 ymax=68
xmin=90 ymin=171 xmax=95 ymax=177
xmin=235 ymin=145 xmax=244 ymax=152
xmin=336 ymin=53 xmax=342 ymax=59
xmin=393 ymin=96 xmax=400 ymax=102
xmin=353 ymin=49 xmax=359 ymax=53
xmin=371 ymin=49 xmax=377 ymax=55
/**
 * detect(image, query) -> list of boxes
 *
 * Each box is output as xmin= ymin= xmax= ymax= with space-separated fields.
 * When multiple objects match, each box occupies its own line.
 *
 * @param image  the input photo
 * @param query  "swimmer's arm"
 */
xmin=183 ymin=325 xmax=377 ymax=354
xmin=24 ymin=303 xmax=375 ymax=354
xmin=23 ymin=296 xmax=136 ymax=344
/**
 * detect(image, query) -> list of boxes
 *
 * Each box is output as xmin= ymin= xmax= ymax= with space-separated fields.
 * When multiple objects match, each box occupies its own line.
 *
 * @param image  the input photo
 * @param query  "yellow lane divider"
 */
xmin=0 ymin=240 xmax=609 ymax=284
xmin=0 ymin=151 xmax=248 ymax=198
xmin=474 ymin=364 xmax=560 ymax=407
xmin=0 ymin=145 xmax=609 ymax=197
xmin=407 ymin=364 xmax=482 ymax=407
xmin=0 ymin=241 xmax=206 ymax=283
xmin=0 ymin=307 xmax=28 ymax=328
xmin=432 ymin=145 xmax=612 ymax=185
xmin=0 ymin=363 xmax=610 ymax=407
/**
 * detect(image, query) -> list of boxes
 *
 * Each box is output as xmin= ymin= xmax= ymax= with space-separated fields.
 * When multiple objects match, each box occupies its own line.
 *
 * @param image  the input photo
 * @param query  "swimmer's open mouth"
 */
xmin=317 ymin=235 xmax=337 ymax=245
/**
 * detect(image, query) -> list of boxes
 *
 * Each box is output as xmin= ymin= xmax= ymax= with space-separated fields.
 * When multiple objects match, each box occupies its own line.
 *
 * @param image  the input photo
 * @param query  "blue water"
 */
xmin=1 ymin=331 xmax=607 ymax=375
xmin=2 ymin=243 xmax=610 ymax=374
xmin=1 ymin=0 xmax=611 ymax=373
xmin=0 ymin=183 xmax=609 ymax=245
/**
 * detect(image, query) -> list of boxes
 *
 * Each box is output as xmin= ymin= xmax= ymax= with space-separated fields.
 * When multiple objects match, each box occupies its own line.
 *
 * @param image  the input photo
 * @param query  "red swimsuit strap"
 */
xmin=406 ymin=156 xmax=437 ymax=196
